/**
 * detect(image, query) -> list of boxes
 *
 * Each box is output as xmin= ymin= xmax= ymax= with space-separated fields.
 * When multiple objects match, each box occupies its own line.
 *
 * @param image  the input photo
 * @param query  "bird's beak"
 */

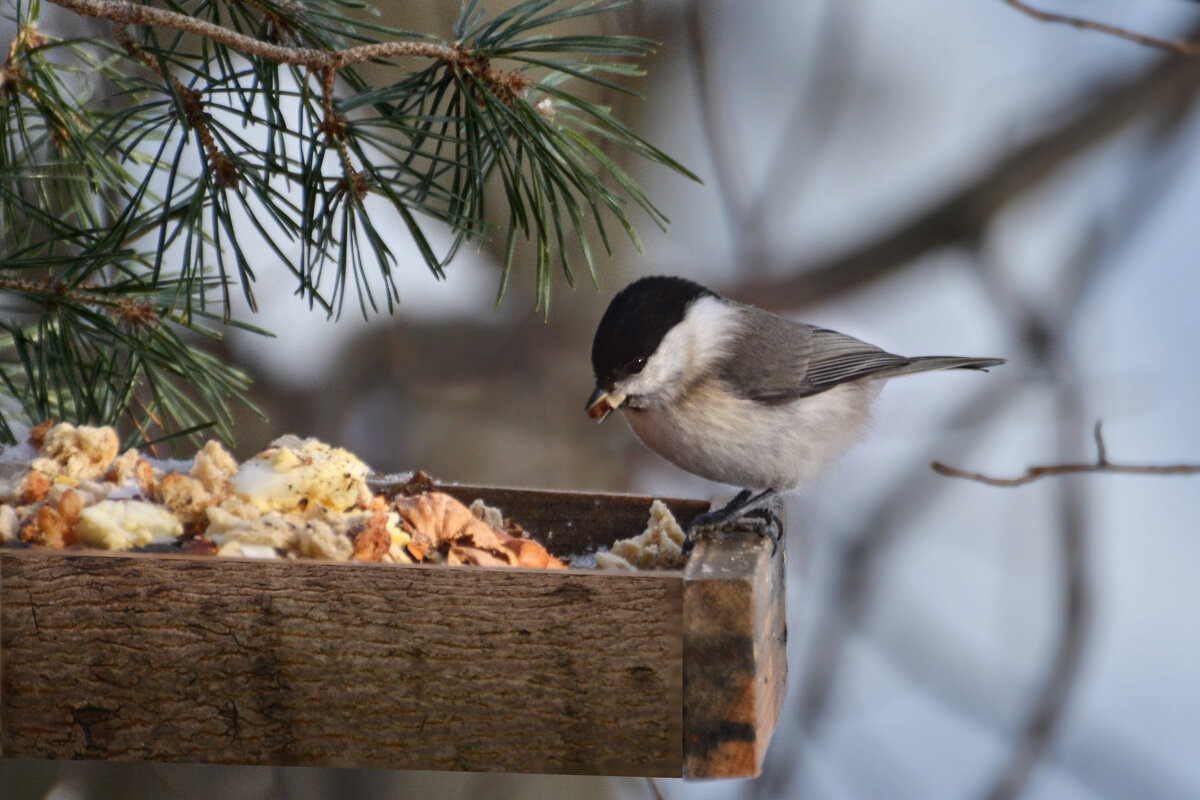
xmin=586 ymin=387 xmax=626 ymax=423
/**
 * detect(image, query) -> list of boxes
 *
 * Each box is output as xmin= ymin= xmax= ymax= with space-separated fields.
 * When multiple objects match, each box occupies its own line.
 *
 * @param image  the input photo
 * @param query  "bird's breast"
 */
xmin=622 ymin=379 xmax=879 ymax=491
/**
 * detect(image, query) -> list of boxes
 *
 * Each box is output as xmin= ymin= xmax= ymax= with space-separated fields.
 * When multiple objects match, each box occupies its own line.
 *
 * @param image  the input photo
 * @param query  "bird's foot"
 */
xmin=684 ymin=489 xmax=782 ymax=554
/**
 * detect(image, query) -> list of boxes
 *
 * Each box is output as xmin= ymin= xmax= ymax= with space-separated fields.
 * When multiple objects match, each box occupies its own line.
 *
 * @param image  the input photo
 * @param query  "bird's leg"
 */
xmin=695 ymin=488 xmax=754 ymax=524
xmin=686 ymin=488 xmax=782 ymax=552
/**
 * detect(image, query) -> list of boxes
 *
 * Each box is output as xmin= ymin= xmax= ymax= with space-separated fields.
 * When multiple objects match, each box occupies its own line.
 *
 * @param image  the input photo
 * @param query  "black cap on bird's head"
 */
xmin=586 ymin=276 xmax=715 ymax=421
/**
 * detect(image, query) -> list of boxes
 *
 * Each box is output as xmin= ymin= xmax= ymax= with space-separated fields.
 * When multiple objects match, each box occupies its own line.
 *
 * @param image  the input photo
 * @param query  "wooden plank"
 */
xmin=0 ymin=486 xmax=787 ymax=778
xmin=681 ymin=499 xmax=787 ymax=779
xmin=0 ymin=551 xmax=683 ymax=775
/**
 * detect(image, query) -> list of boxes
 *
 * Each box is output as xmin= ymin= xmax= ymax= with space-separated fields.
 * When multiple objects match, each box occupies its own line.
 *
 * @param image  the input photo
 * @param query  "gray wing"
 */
xmin=717 ymin=306 xmax=910 ymax=405
xmin=802 ymin=327 xmax=914 ymax=392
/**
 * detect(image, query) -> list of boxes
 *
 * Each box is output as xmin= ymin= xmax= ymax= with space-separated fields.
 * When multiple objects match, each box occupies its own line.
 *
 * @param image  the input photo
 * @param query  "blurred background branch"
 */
xmin=1002 ymin=0 xmax=1200 ymax=56
xmin=731 ymin=33 xmax=1200 ymax=310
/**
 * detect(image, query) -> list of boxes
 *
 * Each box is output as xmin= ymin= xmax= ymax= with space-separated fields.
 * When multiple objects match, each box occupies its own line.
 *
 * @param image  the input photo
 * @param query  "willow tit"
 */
xmin=586 ymin=276 xmax=1005 ymax=541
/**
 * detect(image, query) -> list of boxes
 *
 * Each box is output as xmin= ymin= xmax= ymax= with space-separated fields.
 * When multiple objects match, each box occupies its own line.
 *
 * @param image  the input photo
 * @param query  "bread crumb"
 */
xmin=31 ymin=423 xmax=119 ymax=482
xmin=295 ymin=518 xmax=354 ymax=561
xmin=597 ymin=500 xmax=686 ymax=571
xmin=18 ymin=471 xmax=51 ymax=504
xmin=350 ymin=513 xmax=392 ymax=562
xmin=106 ymin=448 xmax=142 ymax=485
xmin=1 ymin=426 xmax=560 ymax=571
xmin=0 ymin=504 xmax=18 ymax=544
xmin=231 ymin=435 xmax=371 ymax=514
xmin=205 ymin=508 xmax=299 ymax=551
xmin=594 ymin=550 xmax=636 ymax=570
xmin=469 ymin=498 xmax=505 ymax=531
xmin=191 ymin=440 xmax=237 ymax=497
xmin=76 ymin=500 xmax=182 ymax=550
xmin=161 ymin=472 xmax=215 ymax=526
xmin=214 ymin=541 xmax=279 ymax=559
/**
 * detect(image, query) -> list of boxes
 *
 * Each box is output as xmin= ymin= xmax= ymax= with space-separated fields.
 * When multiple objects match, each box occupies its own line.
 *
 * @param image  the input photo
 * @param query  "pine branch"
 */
xmin=0 ymin=0 xmax=693 ymax=445
xmin=22 ymin=0 xmax=694 ymax=316
xmin=0 ymin=273 xmax=260 ymax=449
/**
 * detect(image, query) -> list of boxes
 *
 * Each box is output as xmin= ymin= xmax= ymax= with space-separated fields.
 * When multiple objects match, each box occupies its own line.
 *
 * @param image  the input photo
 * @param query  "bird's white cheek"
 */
xmin=620 ymin=356 xmax=689 ymax=407
xmin=615 ymin=373 xmax=663 ymax=408
xmin=615 ymin=297 xmax=739 ymax=406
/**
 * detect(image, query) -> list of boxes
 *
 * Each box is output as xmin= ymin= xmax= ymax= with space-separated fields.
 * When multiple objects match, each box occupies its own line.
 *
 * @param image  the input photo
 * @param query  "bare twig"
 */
xmin=646 ymin=776 xmax=666 ymax=800
xmin=932 ymin=422 xmax=1200 ymax=487
xmin=1003 ymin=0 xmax=1200 ymax=56
xmin=1093 ymin=419 xmax=1108 ymax=466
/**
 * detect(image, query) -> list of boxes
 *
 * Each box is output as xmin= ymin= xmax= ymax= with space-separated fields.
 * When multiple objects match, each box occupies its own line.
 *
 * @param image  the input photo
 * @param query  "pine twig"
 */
xmin=932 ymin=421 xmax=1200 ymax=487
xmin=110 ymin=23 xmax=239 ymax=189
xmin=50 ymin=0 xmax=460 ymax=71
xmin=51 ymin=0 xmax=536 ymax=109
xmin=0 ymin=276 xmax=160 ymax=326
xmin=1002 ymin=0 xmax=1200 ymax=56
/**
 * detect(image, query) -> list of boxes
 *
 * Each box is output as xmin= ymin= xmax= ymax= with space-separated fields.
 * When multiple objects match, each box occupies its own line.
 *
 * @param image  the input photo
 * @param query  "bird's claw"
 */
xmin=685 ymin=505 xmax=783 ymax=555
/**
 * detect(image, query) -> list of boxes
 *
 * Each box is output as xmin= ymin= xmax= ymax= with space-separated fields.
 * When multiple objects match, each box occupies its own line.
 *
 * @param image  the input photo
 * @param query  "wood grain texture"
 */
xmin=681 ymin=499 xmax=788 ymax=779
xmin=1 ymin=551 xmax=682 ymax=775
xmin=0 ymin=487 xmax=787 ymax=778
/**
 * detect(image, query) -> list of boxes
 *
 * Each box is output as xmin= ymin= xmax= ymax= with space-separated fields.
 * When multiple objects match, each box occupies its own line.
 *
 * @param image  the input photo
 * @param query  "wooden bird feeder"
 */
xmin=0 ymin=483 xmax=787 ymax=779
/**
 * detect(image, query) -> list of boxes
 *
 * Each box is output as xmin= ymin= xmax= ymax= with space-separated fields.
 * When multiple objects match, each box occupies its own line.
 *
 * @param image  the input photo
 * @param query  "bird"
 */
xmin=585 ymin=275 xmax=1005 ymax=544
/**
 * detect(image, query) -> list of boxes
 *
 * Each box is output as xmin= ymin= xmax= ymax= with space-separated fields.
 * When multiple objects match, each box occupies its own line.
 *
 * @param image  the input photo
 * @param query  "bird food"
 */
xmin=0 ymin=421 xmax=571 ymax=570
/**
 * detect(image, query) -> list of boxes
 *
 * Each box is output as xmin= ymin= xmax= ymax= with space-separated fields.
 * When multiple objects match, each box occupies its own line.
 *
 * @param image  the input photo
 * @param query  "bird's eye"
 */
xmin=629 ymin=356 xmax=647 ymax=373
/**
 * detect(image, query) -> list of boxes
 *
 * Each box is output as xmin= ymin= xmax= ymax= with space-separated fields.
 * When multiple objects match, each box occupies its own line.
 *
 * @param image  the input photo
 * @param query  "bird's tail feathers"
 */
xmin=880 ymin=356 xmax=1006 ymax=379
